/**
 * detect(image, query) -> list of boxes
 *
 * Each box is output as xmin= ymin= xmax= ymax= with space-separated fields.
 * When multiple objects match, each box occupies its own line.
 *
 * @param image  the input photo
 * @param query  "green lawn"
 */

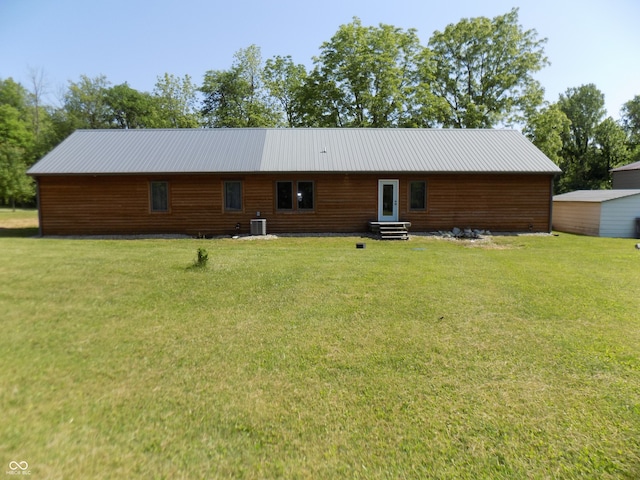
xmin=0 ymin=208 xmax=38 ymax=238
xmin=1 ymin=223 xmax=639 ymax=478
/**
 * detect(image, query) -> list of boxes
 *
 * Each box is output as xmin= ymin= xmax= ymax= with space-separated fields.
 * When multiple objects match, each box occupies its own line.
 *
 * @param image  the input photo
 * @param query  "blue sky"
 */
xmin=1 ymin=0 xmax=638 ymax=120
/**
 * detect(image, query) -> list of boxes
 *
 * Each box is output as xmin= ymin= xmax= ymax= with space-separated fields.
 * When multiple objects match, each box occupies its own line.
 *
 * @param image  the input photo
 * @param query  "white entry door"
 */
xmin=378 ymin=179 xmax=399 ymax=222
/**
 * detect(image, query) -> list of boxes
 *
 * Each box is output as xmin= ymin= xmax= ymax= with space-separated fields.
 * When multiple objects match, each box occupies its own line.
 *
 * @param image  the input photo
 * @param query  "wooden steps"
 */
xmin=369 ymin=221 xmax=411 ymax=240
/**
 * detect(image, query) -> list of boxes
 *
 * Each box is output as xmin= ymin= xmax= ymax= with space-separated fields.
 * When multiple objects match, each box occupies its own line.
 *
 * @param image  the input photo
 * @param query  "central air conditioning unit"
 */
xmin=250 ymin=219 xmax=267 ymax=236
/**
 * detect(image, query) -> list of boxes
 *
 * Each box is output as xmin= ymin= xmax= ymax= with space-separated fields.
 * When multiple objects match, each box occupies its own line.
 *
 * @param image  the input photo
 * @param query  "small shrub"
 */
xmin=193 ymin=248 xmax=209 ymax=268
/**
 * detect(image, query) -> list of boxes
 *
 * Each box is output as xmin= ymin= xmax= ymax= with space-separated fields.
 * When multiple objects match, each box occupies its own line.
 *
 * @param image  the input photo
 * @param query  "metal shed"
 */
xmin=553 ymin=190 xmax=640 ymax=238
xmin=611 ymin=160 xmax=640 ymax=189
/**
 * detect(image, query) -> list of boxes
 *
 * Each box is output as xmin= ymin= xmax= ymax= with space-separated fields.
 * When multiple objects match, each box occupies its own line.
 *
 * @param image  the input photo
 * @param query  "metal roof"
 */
xmin=611 ymin=160 xmax=640 ymax=172
xmin=553 ymin=189 xmax=640 ymax=202
xmin=28 ymin=128 xmax=562 ymax=175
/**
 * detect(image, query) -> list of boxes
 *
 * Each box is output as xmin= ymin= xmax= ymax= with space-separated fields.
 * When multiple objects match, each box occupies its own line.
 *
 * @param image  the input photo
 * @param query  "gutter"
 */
xmin=35 ymin=178 xmax=43 ymax=237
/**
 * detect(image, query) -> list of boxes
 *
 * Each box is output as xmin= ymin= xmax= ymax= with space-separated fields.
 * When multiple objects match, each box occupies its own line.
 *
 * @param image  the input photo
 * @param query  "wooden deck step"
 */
xmin=369 ymin=221 xmax=411 ymax=240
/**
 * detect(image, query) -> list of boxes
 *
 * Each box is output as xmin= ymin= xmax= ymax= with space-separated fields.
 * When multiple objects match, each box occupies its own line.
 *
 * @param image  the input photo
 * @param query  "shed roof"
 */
xmin=28 ymin=128 xmax=561 ymax=175
xmin=553 ymin=189 xmax=640 ymax=203
xmin=611 ymin=160 xmax=640 ymax=172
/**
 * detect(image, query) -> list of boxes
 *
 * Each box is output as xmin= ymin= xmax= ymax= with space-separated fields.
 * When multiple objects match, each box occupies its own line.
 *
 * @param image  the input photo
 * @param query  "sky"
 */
xmin=1 ymin=0 xmax=639 ymax=120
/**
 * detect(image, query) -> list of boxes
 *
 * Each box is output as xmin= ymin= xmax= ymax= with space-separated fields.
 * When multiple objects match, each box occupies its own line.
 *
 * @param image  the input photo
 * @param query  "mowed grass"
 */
xmin=1 ymin=216 xmax=639 ymax=478
xmin=0 ymin=208 xmax=38 ymax=237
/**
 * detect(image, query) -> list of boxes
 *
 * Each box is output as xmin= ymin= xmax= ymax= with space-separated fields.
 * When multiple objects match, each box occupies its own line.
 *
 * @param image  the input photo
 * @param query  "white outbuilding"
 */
xmin=553 ymin=190 xmax=640 ymax=238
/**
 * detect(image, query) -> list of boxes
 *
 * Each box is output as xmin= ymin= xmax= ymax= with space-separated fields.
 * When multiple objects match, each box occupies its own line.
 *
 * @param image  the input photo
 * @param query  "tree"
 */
xmin=200 ymin=45 xmax=279 ymax=127
xmin=27 ymin=66 xmax=48 ymax=138
xmin=24 ymin=67 xmax=61 ymax=161
xmin=152 ymin=73 xmax=200 ymax=128
xmin=556 ymin=84 xmax=606 ymax=191
xmin=621 ymin=95 xmax=640 ymax=161
xmin=200 ymin=69 xmax=256 ymax=127
xmin=553 ymin=84 xmax=630 ymax=191
xmin=308 ymin=18 xmax=431 ymax=127
xmin=294 ymin=68 xmax=345 ymax=127
xmin=63 ymin=74 xmax=112 ymax=129
xmin=0 ymin=78 xmax=30 ymax=113
xmin=105 ymin=83 xmax=155 ymax=129
xmin=402 ymin=48 xmax=451 ymax=128
xmin=428 ymin=8 xmax=548 ymax=128
xmin=558 ymin=84 xmax=605 ymax=159
xmin=524 ymin=104 xmax=570 ymax=166
xmin=263 ymin=55 xmax=308 ymax=127
xmin=592 ymin=117 xmax=630 ymax=186
xmin=0 ymin=79 xmax=35 ymax=207
xmin=0 ymin=144 xmax=34 ymax=208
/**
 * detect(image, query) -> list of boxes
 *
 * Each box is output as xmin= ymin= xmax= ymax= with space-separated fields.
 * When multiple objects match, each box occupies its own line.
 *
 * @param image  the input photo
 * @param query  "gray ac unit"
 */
xmin=250 ymin=219 xmax=267 ymax=235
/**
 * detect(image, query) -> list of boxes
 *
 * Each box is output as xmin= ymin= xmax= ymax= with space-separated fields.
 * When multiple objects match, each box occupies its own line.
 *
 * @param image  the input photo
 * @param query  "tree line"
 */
xmin=1 ymin=8 xmax=639 ymax=207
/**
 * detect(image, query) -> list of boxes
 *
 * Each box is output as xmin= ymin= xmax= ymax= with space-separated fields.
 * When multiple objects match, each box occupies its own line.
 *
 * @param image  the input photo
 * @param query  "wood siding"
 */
xmin=36 ymin=173 xmax=554 ymax=236
xmin=552 ymin=202 xmax=601 ymax=236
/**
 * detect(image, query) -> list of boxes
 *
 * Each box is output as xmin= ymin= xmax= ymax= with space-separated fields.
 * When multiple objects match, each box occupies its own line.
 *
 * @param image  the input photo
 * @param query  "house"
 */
xmin=28 ymin=128 xmax=561 ymax=236
xmin=553 ymin=189 xmax=640 ymax=238
xmin=611 ymin=160 xmax=640 ymax=189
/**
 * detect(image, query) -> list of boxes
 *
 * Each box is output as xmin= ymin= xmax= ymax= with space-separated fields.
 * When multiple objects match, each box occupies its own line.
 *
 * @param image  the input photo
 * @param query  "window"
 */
xmin=297 ymin=181 xmax=314 ymax=210
xmin=409 ymin=181 xmax=426 ymax=210
xmin=150 ymin=181 xmax=169 ymax=212
xmin=276 ymin=181 xmax=293 ymax=210
xmin=224 ymin=181 xmax=242 ymax=211
xmin=277 ymin=180 xmax=314 ymax=211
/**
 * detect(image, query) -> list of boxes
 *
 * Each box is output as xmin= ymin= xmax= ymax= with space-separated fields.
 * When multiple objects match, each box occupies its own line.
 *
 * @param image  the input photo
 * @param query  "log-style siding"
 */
xmin=36 ymin=173 xmax=554 ymax=235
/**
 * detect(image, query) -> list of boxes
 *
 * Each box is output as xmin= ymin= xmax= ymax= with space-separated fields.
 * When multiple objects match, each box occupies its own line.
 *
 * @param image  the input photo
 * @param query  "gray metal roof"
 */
xmin=611 ymin=160 xmax=640 ymax=172
xmin=553 ymin=189 xmax=640 ymax=202
xmin=28 ymin=128 xmax=561 ymax=175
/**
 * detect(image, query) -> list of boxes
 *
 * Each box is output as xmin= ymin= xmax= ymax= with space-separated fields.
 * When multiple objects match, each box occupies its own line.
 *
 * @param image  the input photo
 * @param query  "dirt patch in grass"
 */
xmin=0 ymin=210 xmax=39 ymax=237
xmin=0 ymin=209 xmax=39 ymax=228
xmin=414 ymin=234 xmax=519 ymax=249
xmin=0 ymin=217 xmax=38 ymax=228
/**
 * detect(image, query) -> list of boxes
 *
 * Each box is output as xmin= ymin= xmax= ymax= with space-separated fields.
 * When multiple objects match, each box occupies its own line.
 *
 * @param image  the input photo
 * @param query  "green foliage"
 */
xmin=0 ymin=145 xmax=34 ymax=206
xmin=429 ymin=8 xmax=548 ymax=128
xmin=0 ymin=79 xmax=36 ymax=206
xmin=262 ymin=55 xmax=308 ymax=127
xmin=621 ymin=95 xmax=640 ymax=161
xmin=555 ymin=84 xmax=631 ymax=192
xmin=1 ymin=234 xmax=639 ymax=477
xmin=524 ymin=104 xmax=570 ymax=165
xmin=309 ymin=18 xmax=432 ymax=127
xmin=558 ymin=84 xmax=606 ymax=158
xmin=63 ymin=74 xmax=113 ymax=129
xmin=6 ymin=10 xmax=639 ymax=195
xmin=593 ymin=117 xmax=631 ymax=179
xmin=200 ymin=45 xmax=280 ymax=127
xmin=0 ymin=78 xmax=30 ymax=112
xmin=0 ymin=207 xmax=38 ymax=236
xmin=151 ymin=73 xmax=200 ymax=128
xmin=192 ymin=247 xmax=209 ymax=268
xmin=104 ymin=83 xmax=156 ymax=129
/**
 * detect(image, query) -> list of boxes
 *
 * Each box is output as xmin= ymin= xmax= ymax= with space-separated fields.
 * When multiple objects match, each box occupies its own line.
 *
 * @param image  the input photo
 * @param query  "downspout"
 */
xmin=548 ymin=175 xmax=555 ymax=233
xmin=35 ymin=178 xmax=43 ymax=237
